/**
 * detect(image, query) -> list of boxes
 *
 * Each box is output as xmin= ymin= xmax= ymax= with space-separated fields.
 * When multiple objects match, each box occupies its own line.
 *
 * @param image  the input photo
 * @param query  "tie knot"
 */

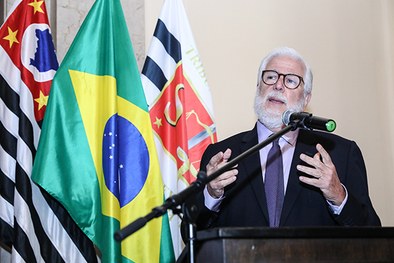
xmin=272 ymin=137 xmax=280 ymax=147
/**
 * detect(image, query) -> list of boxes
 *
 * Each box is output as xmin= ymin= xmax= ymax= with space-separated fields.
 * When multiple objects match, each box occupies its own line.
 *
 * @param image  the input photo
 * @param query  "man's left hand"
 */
xmin=296 ymin=143 xmax=346 ymax=205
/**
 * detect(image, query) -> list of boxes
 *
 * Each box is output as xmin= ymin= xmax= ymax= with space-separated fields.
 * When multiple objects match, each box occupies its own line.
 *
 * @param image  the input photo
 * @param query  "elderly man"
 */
xmin=195 ymin=47 xmax=380 ymax=229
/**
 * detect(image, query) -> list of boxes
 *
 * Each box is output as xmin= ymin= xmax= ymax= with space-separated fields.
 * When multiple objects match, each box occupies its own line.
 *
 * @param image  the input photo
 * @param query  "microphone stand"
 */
xmin=114 ymin=121 xmax=300 ymax=263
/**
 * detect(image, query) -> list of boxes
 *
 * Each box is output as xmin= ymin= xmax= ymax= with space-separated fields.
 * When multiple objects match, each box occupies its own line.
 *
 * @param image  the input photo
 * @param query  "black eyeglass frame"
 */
xmin=261 ymin=70 xmax=304 ymax=90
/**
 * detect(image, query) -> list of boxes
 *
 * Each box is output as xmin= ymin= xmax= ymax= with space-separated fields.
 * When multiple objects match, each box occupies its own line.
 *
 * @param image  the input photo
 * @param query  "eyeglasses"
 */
xmin=261 ymin=70 xmax=304 ymax=90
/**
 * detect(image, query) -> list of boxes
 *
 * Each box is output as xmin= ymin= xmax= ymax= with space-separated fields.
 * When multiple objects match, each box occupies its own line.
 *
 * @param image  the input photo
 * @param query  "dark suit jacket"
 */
xmin=194 ymin=125 xmax=381 ymax=229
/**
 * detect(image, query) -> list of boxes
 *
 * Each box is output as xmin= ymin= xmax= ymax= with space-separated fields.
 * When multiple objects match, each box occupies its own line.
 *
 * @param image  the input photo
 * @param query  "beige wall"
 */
xmin=146 ymin=0 xmax=394 ymax=225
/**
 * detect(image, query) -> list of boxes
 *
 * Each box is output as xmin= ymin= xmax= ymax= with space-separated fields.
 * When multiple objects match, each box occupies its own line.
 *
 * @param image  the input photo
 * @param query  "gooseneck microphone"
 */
xmin=282 ymin=110 xmax=337 ymax=132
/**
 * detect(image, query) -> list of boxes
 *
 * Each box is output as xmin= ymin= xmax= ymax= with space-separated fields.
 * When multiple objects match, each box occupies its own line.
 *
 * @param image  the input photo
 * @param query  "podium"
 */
xmin=193 ymin=227 xmax=394 ymax=263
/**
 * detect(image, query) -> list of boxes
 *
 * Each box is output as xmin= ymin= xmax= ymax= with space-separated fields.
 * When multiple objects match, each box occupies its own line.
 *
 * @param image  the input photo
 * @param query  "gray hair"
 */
xmin=257 ymin=47 xmax=313 ymax=96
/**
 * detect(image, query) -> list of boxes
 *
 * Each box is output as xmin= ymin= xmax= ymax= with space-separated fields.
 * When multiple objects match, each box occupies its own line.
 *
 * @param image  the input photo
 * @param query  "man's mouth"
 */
xmin=268 ymin=96 xmax=285 ymax=104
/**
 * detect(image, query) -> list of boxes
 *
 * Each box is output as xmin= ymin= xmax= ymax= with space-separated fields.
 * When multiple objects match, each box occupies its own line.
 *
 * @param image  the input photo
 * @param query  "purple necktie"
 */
xmin=264 ymin=138 xmax=284 ymax=227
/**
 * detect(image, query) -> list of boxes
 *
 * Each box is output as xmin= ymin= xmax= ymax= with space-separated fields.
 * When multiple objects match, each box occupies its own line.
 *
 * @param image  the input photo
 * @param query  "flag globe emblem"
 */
xmin=103 ymin=114 xmax=149 ymax=207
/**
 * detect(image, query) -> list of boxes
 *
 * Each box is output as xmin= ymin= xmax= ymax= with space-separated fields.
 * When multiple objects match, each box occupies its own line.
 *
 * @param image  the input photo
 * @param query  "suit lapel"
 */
xmin=239 ymin=126 xmax=270 ymax=223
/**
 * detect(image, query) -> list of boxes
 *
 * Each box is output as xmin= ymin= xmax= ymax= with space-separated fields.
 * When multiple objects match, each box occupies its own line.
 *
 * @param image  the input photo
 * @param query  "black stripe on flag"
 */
xmin=15 ymin=164 xmax=66 ymax=262
xmin=154 ymin=19 xmax=182 ymax=63
xmin=18 ymin=112 xmax=36 ymax=159
xmin=142 ymin=56 xmax=168 ymax=92
xmin=0 ymin=76 xmax=36 ymax=157
xmin=0 ymin=169 xmax=14 ymax=207
xmin=13 ymin=220 xmax=37 ymax=263
xmin=0 ymin=76 xmax=19 ymax=114
xmin=0 ymin=120 xmax=17 ymax=160
xmin=41 ymin=189 xmax=99 ymax=262
xmin=0 ymin=219 xmax=13 ymax=248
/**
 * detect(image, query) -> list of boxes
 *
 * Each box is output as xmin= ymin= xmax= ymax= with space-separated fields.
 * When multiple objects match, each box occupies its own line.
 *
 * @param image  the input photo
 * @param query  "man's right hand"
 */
xmin=206 ymin=148 xmax=238 ymax=198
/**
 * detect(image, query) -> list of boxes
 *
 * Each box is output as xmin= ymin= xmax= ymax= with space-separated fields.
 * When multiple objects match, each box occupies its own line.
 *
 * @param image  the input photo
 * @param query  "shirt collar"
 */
xmin=257 ymin=120 xmax=299 ymax=146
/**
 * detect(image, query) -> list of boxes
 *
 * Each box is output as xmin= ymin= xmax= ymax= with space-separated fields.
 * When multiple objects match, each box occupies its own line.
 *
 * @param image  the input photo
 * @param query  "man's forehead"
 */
xmin=266 ymin=56 xmax=305 ymax=74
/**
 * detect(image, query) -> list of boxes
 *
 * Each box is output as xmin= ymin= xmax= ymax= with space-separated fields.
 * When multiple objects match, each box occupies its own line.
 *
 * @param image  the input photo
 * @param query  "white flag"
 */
xmin=142 ymin=0 xmax=217 ymax=257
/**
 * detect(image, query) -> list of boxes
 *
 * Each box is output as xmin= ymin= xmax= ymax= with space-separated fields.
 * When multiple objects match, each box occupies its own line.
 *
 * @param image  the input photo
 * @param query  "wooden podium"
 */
xmin=192 ymin=227 xmax=394 ymax=263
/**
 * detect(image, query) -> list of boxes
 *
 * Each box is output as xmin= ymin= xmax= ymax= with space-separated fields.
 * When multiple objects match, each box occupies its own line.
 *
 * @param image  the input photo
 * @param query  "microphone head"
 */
xmin=325 ymin=120 xmax=337 ymax=132
xmin=282 ymin=110 xmax=293 ymax=125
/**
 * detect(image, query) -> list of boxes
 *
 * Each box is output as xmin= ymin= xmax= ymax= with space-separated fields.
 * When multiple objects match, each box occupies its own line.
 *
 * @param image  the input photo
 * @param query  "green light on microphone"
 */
xmin=326 ymin=120 xmax=336 ymax=132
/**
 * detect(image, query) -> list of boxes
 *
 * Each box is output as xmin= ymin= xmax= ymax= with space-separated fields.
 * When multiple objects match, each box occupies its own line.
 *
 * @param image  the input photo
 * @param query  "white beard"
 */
xmin=254 ymin=90 xmax=306 ymax=130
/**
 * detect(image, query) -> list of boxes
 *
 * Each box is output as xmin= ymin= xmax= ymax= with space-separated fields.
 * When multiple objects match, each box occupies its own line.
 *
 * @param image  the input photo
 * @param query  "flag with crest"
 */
xmin=141 ymin=0 xmax=217 ymax=256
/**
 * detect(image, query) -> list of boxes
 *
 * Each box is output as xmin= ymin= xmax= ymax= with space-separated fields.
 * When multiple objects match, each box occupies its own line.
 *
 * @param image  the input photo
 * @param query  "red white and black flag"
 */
xmin=141 ymin=0 xmax=217 ymax=257
xmin=0 ymin=0 xmax=96 ymax=262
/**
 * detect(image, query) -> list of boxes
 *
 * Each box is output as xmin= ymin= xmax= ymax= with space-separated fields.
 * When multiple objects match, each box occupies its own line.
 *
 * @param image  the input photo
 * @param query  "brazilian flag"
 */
xmin=32 ymin=0 xmax=174 ymax=262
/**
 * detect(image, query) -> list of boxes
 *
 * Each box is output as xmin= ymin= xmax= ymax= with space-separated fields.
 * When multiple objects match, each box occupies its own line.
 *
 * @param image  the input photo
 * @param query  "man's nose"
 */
xmin=273 ymin=75 xmax=285 ymax=91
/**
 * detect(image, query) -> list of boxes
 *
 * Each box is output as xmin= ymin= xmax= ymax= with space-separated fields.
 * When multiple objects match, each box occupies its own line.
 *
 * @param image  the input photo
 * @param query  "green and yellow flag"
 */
xmin=32 ymin=0 xmax=174 ymax=262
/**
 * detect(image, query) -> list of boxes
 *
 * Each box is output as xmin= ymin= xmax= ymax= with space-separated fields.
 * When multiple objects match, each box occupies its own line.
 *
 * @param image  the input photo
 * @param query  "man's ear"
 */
xmin=304 ymin=93 xmax=312 ymax=107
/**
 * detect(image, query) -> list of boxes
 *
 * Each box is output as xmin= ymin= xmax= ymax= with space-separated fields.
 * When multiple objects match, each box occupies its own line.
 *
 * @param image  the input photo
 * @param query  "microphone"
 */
xmin=282 ymin=110 xmax=336 ymax=132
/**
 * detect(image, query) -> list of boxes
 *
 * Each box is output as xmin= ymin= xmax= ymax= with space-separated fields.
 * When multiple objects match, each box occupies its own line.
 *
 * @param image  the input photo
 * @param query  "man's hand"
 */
xmin=206 ymin=148 xmax=238 ymax=198
xmin=296 ymin=144 xmax=346 ymax=205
